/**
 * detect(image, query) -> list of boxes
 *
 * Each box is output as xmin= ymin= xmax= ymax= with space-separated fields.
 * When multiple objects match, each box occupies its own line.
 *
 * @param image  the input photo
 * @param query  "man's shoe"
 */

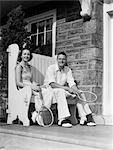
xmin=58 ymin=119 xmax=72 ymax=128
xmin=80 ymin=119 xmax=87 ymax=126
xmin=87 ymin=122 xmax=96 ymax=126
xmin=86 ymin=114 xmax=96 ymax=126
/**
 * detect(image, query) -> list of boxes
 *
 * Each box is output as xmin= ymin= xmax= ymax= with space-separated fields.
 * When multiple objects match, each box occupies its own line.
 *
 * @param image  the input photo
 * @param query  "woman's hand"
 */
xmin=32 ymin=81 xmax=40 ymax=86
xmin=31 ymin=84 xmax=41 ymax=92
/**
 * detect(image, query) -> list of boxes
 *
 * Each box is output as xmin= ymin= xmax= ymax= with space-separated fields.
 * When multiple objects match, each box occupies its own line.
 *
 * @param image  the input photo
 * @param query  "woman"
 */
xmin=15 ymin=48 xmax=53 ymax=126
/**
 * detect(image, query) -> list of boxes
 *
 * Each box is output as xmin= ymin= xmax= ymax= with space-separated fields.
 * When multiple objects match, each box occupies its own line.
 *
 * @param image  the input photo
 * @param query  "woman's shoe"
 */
xmin=31 ymin=111 xmax=38 ymax=123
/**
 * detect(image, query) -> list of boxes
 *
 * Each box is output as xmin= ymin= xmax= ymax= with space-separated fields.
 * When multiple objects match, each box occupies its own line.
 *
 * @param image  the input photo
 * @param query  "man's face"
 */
xmin=57 ymin=54 xmax=67 ymax=68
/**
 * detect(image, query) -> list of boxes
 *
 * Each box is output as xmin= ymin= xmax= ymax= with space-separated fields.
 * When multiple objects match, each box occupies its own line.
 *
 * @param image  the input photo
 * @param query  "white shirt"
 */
xmin=44 ymin=64 xmax=75 ymax=88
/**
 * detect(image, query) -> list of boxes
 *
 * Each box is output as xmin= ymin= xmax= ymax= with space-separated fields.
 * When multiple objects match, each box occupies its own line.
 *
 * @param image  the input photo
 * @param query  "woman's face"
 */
xmin=21 ymin=49 xmax=30 ymax=62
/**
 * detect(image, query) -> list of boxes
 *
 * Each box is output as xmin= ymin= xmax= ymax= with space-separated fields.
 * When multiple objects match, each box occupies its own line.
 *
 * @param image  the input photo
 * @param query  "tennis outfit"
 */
xmin=44 ymin=64 xmax=93 ymax=124
xmin=16 ymin=63 xmax=53 ymax=126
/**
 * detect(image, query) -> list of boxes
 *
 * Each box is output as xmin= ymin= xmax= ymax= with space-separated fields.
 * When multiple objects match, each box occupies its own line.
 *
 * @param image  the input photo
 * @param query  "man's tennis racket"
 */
xmin=36 ymin=106 xmax=54 ymax=127
xmin=76 ymin=91 xmax=97 ymax=103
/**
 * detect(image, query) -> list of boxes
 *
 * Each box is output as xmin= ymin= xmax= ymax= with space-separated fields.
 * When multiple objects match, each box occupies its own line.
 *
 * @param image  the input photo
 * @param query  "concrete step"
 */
xmin=0 ymin=123 xmax=113 ymax=150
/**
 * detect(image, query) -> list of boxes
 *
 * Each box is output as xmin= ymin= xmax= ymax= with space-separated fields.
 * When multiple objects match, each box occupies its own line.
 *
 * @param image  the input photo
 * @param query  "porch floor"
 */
xmin=0 ymin=123 xmax=113 ymax=150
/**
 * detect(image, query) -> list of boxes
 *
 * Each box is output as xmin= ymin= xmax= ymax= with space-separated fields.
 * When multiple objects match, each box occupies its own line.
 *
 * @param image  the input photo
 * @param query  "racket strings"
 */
xmin=37 ymin=106 xmax=54 ymax=127
xmin=77 ymin=91 xmax=97 ymax=103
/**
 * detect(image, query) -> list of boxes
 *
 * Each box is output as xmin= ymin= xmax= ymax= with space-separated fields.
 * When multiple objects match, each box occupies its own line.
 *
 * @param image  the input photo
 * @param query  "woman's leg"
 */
xmin=18 ymin=86 xmax=32 ymax=126
xmin=32 ymin=87 xmax=54 ymax=123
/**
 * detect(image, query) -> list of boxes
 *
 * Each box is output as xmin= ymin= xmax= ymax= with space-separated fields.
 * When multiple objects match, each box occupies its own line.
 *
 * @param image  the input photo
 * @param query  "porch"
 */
xmin=0 ymin=123 xmax=113 ymax=150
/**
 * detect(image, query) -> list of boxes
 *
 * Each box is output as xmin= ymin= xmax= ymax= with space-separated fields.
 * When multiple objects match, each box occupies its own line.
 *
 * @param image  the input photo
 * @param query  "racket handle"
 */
xmin=81 ymin=93 xmax=87 ymax=101
xmin=39 ymin=89 xmax=45 ymax=105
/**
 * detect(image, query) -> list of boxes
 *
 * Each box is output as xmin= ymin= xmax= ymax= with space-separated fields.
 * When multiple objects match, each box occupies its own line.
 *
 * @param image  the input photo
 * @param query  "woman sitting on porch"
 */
xmin=15 ymin=48 xmax=53 ymax=126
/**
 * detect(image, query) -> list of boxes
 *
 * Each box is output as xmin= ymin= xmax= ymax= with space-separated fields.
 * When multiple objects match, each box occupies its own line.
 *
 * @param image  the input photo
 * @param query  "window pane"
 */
xmin=38 ymin=21 xmax=44 ymax=33
xmin=31 ymin=35 xmax=37 ymax=45
xmin=46 ymin=31 xmax=52 ymax=45
xmin=38 ymin=33 xmax=44 ymax=46
xmin=31 ymin=23 xmax=37 ymax=34
xmin=46 ymin=18 xmax=53 ymax=31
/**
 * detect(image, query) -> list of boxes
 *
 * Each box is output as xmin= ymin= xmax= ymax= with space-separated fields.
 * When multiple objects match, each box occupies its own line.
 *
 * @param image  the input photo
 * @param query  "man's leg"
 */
xmin=53 ymin=88 xmax=70 ymax=120
xmin=77 ymin=97 xmax=96 ymax=126
xmin=77 ymin=103 xmax=87 ymax=125
xmin=53 ymin=88 xmax=72 ymax=127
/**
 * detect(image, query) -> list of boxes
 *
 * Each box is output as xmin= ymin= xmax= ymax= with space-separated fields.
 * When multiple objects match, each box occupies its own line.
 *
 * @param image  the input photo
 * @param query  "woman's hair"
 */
xmin=17 ymin=49 xmax=33 ymax=62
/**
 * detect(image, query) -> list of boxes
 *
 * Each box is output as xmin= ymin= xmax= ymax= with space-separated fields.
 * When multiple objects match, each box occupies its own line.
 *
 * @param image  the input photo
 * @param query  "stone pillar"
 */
xmin=56 ymin=0 xmax=104 ymax=124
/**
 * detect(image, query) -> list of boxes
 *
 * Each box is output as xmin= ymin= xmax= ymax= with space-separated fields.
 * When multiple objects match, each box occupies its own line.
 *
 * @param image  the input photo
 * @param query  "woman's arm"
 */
xmin=15 ymin=65 xmax=40 ymax=92
xmin=15 ymin=65 xmax=25 ymax=88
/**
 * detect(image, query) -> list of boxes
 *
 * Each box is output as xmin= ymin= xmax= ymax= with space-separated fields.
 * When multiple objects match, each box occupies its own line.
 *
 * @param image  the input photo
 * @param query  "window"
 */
xmin=26 ymin=10 xmax=56 ymax=57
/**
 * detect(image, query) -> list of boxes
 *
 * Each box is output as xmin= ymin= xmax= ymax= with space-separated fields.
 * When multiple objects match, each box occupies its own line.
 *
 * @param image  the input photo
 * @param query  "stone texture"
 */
xmin=92 ymin=1 xmax=103 ymax=21
xmin=68 ymin=28 xmax=84 ymax=39
xmin=88 ymin=59 xmax=103 ymax=70
xmin=92 ymin=86 xmax=102 ymax=102
xmin=89 ymin=103 xmax=102 ymax=114
xmin=80 ymin=48 xmax=103 ymax=60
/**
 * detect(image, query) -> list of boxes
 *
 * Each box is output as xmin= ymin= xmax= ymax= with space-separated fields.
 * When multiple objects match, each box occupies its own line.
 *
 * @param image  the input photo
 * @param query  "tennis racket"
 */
xmin=36 ymin=105 xmax=54 ymax=127
xmin=76 ymin=91 xmax=97 ymax=103
xmin=36 ymin=88 xmax=54 ymax=127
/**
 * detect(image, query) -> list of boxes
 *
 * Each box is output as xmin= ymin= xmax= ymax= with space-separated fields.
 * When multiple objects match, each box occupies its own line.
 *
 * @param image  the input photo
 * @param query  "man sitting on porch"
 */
xmin=44 ymin=51 xmax=96 ymax=127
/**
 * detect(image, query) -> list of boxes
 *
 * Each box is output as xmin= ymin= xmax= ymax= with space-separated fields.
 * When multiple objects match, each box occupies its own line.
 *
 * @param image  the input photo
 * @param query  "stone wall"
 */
xmin=56 ymin=0 xmax=103 ymax=115
xmin=0 ymin=52 xmax=8 ymax=121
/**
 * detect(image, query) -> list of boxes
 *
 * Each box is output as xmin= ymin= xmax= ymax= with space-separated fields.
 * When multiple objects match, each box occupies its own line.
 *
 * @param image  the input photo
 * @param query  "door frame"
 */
xmin=103 ymin=2 xmax=113 ymax=125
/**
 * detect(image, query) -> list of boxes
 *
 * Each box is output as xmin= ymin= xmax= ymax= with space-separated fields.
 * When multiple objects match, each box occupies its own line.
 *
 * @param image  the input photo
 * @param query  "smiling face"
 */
xmin=57 ymin=54 xmax=67 ymax=69
xmin=21 ymin=49 xmax=31 ymax=62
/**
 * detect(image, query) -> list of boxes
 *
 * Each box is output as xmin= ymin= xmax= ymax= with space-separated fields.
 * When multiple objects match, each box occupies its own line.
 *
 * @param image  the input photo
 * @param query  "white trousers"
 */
xmin=34 ymin=87 xmax=70 ymax=121
xmin=34 ymin=87 xmax=92 ymax=121
xmin=7 ymin=86 xmax=32 ymax=126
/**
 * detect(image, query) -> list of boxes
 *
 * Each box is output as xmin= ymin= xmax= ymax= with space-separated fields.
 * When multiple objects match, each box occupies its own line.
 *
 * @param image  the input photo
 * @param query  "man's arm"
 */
xmin=50 ymin=82 xmax=72 ymax=92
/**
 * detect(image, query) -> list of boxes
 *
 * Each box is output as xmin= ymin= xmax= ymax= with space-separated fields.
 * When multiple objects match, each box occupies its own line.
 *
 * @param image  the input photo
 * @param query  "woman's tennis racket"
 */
xmin=36 ymin=88 xmax=54 ymax=127
xmin=76 ymin=91 xmax=97 ymax=103
xmin=36 ymin=105 xmax=54 ymax=127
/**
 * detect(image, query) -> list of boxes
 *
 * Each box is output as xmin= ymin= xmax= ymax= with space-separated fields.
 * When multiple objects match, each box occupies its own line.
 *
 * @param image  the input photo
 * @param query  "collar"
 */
xmin=55 ymin=64 xmax=66 ymax=72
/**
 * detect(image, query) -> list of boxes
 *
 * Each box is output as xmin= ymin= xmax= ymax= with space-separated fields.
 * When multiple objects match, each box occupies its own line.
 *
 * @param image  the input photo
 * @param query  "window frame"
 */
xmin=26 ymin=9 xmax=56 ymax=57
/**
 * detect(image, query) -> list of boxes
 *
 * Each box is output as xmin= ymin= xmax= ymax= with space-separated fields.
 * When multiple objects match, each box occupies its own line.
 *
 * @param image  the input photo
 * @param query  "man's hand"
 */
xmin=65 ymin=86 xmax=75 ymax=94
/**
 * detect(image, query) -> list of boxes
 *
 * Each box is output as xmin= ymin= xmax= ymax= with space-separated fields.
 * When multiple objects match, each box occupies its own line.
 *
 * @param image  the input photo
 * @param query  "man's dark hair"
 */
xmin=57 ymin=51 xmax=67 ymax=59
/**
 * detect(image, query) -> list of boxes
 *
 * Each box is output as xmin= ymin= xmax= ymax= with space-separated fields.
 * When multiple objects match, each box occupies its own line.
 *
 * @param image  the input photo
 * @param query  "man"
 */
xmin=44 ymin=52 xmax=96 ymax=127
